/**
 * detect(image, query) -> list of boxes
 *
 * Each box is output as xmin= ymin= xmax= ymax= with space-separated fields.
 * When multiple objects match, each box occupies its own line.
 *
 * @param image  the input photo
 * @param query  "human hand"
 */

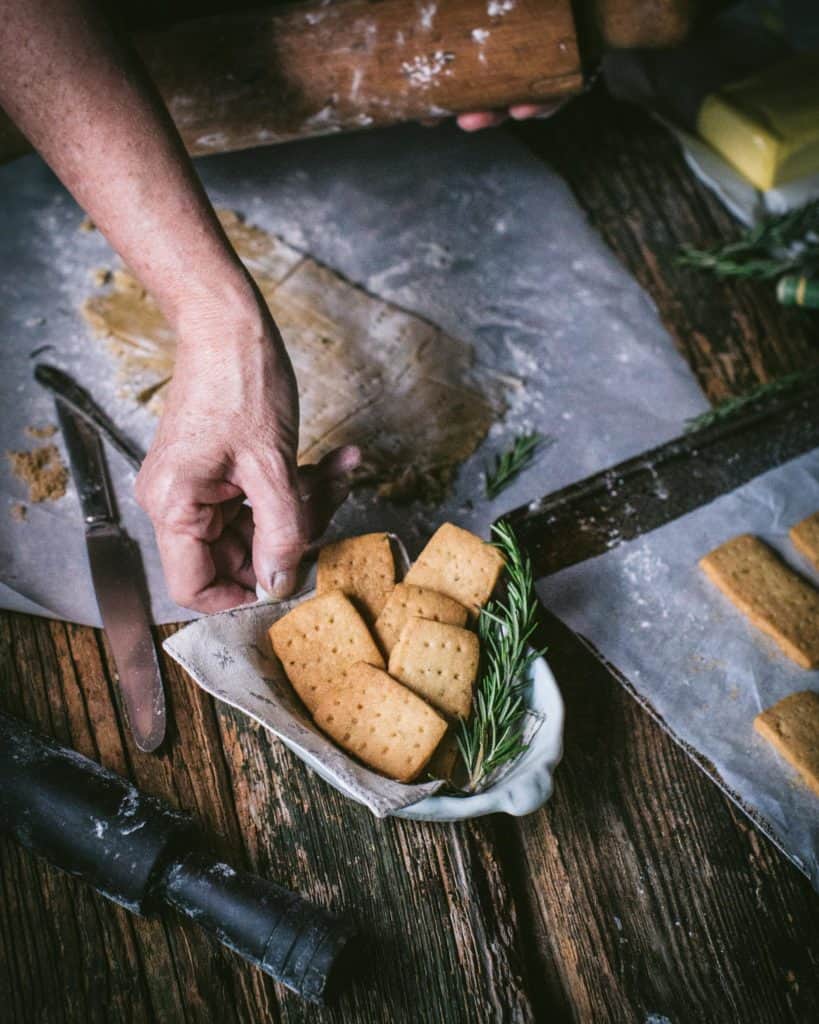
xmin=456 ymin=100 xmax=566 ymax=131
xmin=135 ymin=282 xmax=359 ymax=613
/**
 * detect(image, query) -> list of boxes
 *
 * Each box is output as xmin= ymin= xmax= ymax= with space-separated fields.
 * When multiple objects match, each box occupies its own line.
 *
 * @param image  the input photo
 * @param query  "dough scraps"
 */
xmin=24 ymin=424 xmax=57 ymax=439
xmin=7 ymin=444 xmax=68 ymax=503
xmin=81 ymin=210 xmax=505 ymax=502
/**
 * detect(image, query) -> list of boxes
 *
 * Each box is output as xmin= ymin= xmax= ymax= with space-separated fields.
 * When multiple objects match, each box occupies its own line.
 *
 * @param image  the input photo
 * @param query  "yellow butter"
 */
xmin=696 ymin=53 xmax=819 ymax=191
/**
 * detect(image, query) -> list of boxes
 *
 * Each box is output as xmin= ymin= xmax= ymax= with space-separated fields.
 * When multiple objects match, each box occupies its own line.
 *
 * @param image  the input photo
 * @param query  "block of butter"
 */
xmin=696 ymin=53 xmax=819 ymax=192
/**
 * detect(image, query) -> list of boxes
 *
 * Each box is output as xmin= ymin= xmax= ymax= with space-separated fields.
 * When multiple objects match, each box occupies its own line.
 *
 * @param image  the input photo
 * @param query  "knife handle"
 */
xmin=35 ymin=364 xmax=146 ymax=474
xmin=55 ymin=397 xmax=117 ymax=525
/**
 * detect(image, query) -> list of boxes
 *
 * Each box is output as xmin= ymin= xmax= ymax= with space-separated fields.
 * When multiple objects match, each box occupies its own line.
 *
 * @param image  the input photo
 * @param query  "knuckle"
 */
xmin=167 ymin=578 xmax=199 ymax=610
xmin=135 ymin=464 xmax=174 ymax=516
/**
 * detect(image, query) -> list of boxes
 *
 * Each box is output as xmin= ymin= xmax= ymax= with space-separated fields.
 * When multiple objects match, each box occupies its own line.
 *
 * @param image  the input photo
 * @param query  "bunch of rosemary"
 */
xmin=677 ymin=199 xmax=819 ymax=281
xmin=485 ymin=432 xmax=551 ymax=499
xmin=457 ymin=520 xmax=545 ymax=794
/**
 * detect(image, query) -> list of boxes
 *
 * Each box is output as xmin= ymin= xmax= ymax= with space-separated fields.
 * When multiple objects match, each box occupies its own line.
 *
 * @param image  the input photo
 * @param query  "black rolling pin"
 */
xmin=0 ymin=711 xmax=356 ymax=1004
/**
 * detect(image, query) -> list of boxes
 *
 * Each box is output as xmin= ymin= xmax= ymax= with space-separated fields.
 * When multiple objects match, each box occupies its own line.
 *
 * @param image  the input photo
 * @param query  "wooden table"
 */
xmin=2 ymin=87 xmax=818 ymax=1023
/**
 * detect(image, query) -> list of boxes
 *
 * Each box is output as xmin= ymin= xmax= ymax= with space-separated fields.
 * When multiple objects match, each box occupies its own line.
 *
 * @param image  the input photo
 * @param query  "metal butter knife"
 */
xmin=53 ymin=397 xmax=166 ymax=752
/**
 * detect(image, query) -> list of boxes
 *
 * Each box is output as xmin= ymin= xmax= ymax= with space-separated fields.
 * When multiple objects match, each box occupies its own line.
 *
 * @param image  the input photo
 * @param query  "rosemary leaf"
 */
xmin=685 ymin=368 xmax=819 ymax=432
xmin=485 ymin=432 xmax=551 ymax=499
xmin=677 ymin=199 xmax=819 ymax=281
xmin=457 ymin=520 xmax=545 ymax=794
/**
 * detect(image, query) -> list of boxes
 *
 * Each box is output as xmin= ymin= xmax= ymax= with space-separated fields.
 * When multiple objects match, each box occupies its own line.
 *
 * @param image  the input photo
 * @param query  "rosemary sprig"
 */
xmin=485 ymin=432 xmax=550 ymax=499
xmin=685 ymin=368 xmax=819 ymax=432
xmin=457 ymin=520 xmax=545 ymax=794
xmin=677 ymin=199 xmax=819 ymax=281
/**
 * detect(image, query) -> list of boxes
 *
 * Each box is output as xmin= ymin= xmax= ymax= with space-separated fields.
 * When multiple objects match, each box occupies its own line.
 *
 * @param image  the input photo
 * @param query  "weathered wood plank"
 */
xmin=0 ymin=613 xmax=272 ymax=1023
xmin=214 ymin=704 xmax=538 ymax=1022
xmin=507 ymin=610 xmax=819 ymax=1023
xmin=1 ymin=611 xmax=544 ymax=1022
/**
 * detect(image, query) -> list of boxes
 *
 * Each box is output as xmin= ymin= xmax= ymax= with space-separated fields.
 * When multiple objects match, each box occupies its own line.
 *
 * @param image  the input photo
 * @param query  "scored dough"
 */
xmin=82 ymin=210 xmax=505 ymax=501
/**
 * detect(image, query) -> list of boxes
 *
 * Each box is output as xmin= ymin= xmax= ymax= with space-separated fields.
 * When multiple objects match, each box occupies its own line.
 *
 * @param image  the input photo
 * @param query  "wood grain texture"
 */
xmin=0 ymin=0 xmax=583 ymax=162
xmin=511 ymin=610 xmax=819 ymax=1023
xmin=3 ymin=89 xmax=819 ymax=1023
xmin=514 ymin=87 xmax=819 ymax=404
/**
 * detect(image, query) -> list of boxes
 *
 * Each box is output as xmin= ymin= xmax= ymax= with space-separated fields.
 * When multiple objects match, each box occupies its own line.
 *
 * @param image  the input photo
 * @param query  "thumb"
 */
xmin=239 ymin=451 xmax=309 ymax=599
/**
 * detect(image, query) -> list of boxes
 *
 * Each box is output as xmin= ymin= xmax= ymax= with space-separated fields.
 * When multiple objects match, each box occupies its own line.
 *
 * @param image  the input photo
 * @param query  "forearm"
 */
xmin=0 ymin=0 xmax=251 ymax=335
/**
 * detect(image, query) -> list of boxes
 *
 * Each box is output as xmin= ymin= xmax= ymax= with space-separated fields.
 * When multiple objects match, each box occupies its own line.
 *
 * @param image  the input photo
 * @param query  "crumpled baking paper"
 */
xmin=162 ymin=599 xmax=444 ymax=818
xmin=537 ymin=449 xmax=819 ymax=888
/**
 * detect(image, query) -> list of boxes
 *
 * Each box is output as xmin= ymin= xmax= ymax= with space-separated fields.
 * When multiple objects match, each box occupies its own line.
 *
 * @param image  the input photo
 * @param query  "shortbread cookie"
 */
xmin=790 ymin=512 xmax=819 ymax=573
xmin=316 ymin=532 xmax=396 ymax=622
xmin=373 ymin=583 xmax=468 ymax=656
xmin=754 ymin=691 xmax=819 ymax=797
xmin=699 ymin=535 xmax=819 ymax=669
xmin=404 ymin=522 xmax=504 ymax=615
xmin=389 ymin=618 xmax=480 ymax=719
xmin=268 ymin=590 xmax=384 ymax=712
xmin=313 ymin=662 xmax=446 ymax=782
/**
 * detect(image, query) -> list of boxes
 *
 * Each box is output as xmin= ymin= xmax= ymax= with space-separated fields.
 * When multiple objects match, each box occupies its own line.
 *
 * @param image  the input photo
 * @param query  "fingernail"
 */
xmin=340 ymin=446 xmax=362 ymax=471
xmin=270 ymin=569 xmax=297 ymax=600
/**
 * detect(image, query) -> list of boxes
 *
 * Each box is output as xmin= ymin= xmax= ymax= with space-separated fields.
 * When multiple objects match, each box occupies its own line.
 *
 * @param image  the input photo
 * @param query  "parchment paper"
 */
xmin=0 ymin=123 xmax=706 ymax=625
xmin=537 ymin=449 xmax=819 ymax=888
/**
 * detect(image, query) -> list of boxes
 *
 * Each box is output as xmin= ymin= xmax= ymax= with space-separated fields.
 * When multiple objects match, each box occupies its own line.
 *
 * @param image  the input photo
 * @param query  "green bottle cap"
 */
xmin=777 ymin=275 xmax=819 ymax=309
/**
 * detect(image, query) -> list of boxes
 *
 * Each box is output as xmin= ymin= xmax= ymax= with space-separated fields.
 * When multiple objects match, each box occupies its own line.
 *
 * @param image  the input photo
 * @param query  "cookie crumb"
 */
xmin=7 ymin=444 xmax=69 ymax=502
xmin=92 ymin=267 xmax=112 ymax=286
xmin=10 ymin=502 xmax=27 ymax=522
xmin=24 ymin=424 xmax=57 ymax=440
xmin=79 ymin=216 xmax=96 ymax=232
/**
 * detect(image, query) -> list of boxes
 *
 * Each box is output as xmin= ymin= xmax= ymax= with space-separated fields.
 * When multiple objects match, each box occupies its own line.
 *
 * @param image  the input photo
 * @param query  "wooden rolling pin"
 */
xmin=0 ymin=0 xmax=700 ymax=161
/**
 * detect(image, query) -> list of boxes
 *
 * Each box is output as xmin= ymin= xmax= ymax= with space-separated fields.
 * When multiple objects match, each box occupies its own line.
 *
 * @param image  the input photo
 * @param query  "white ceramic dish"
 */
xmin=396 ymin=650 xmax=564 ymax=820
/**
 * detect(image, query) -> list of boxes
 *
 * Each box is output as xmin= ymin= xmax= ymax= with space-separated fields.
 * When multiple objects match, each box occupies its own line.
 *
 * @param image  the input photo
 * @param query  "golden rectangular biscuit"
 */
xmin=388 ymin=618 xmax=480 ymax=719
xmin=373 ymin=582 xmax=468 ymax=656
xmin=268 ymin=590 xmax=384 ymax=713
xmin=316 ymin=532 xmax=396 ymax=622
xmin=754 ymin=691 xmax=819 ymax=797
xmin=699 ymin=534 xmax=819 ymax=669
xmin=404 ymin=522 xmax=505 ymax=615
xmin=313 ymin=662 xmax=447 ymax=782
xmin=790 ymin=512 xmax=819 ymax=573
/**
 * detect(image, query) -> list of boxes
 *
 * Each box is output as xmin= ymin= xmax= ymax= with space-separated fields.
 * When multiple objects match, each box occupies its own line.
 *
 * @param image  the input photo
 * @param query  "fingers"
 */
xmin=139 ymin=443 xmax=360 ymax=610
xmin=137 ymin=453 xmax=254 ymax=611
xmin=508 ymin=101 xmax=566 ymax=120
xmin=298 ymin=445 xmax=361 ymax=541
xmin=298 ymin=445 xmax=361 ymax=500
xmin=456 ymin=101 xmax=566 ymax=132
xmin=238 ymin=449 xmax=310 ymax=600
xmin=211 ymin=508 xmax=257 ymax=593
xmin=457 ymin=110 xmax=508 ymax=132
xmin=155 ymin=527 xmax=255 ymax=613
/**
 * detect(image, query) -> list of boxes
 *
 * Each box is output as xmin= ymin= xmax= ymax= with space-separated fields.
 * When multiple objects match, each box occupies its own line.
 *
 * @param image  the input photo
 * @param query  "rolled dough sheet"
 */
xmin=83 ymin=210 xmax=504 ymax=503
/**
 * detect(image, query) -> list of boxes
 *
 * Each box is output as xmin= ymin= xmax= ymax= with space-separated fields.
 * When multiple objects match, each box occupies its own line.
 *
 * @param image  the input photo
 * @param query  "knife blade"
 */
xmin=54 ymin=397 xmax=165 ymax=752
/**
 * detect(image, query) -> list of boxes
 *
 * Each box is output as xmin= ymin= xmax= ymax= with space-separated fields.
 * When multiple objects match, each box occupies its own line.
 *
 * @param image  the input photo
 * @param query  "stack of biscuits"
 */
xmin=268 ymin=523 xmax=505 ymax=783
